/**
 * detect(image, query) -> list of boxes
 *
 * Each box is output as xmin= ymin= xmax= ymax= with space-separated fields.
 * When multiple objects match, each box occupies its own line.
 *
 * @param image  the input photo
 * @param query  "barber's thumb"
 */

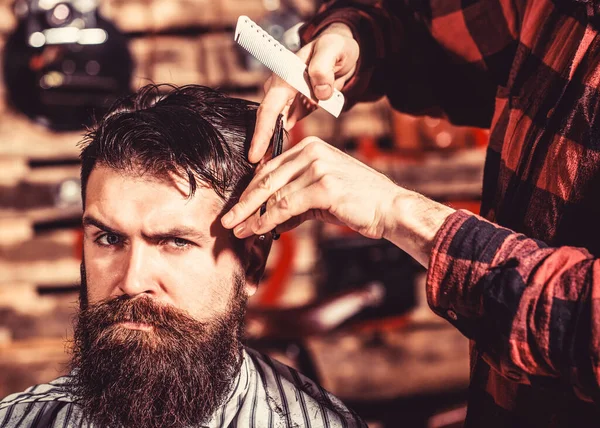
xmin=314 ymin=83 xmax=333 ymax=100
xmin=308 ymin=66 xmax=334 ymax=100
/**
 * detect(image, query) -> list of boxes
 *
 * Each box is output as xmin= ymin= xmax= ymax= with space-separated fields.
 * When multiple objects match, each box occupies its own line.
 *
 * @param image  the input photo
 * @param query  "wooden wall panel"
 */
xmin=0 ymin=113 xmax=81 ymax=160
xmin=131 ymin=34 xmax=266 ymax=89
xmin=100 ymin=0 xmax=268 ymax=33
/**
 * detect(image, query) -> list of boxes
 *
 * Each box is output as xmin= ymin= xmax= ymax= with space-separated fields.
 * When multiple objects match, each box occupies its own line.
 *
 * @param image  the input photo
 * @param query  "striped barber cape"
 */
xmin=0 ymin=347 xmax=366 ymax=428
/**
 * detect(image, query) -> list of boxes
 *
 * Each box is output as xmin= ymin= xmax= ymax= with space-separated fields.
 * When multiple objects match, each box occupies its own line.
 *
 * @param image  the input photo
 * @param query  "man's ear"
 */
xmin=242 ymin=235 xmax=272 ymax=297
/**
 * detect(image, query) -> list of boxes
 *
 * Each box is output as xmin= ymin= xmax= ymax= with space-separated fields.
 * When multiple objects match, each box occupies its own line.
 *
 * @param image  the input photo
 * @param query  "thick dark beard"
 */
xmin=69 ymin=270 xmax=247 ymax=428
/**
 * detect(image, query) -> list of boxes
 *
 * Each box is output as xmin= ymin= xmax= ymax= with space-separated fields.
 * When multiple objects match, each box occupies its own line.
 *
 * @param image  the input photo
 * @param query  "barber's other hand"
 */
xmin=222 ymin=137 xmax=402 ymax=241
xmin=248 ymin=23 xmax=359 ymax=163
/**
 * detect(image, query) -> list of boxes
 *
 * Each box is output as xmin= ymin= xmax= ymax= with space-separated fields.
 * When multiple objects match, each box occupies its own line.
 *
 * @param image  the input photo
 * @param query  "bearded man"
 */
xmin=0 ymin=84 xmax=365 ymax=428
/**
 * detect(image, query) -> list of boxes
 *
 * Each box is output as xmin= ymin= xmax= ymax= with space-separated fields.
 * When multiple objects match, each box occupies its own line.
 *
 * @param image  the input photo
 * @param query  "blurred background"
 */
xmin=0 ymin=0 xmax=488 ymax=426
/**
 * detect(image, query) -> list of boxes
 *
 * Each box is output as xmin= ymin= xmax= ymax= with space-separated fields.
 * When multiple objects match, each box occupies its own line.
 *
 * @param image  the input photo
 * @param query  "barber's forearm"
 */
xmin=382 ymin=188 xmax=455 ymax=268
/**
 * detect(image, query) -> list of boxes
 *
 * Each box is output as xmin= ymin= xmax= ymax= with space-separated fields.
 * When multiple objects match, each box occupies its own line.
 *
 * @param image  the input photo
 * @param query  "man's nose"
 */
xmin=118 ymin=242 xmax=159 ymax=298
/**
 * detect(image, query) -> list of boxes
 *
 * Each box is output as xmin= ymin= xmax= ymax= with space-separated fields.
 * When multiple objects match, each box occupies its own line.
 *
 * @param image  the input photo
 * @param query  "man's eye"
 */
xmin=168 ymin=238 xmax=191 ymax=249
xmin=96 ymin=233 xmax=121 ymax=246
xmin=161 ymin=238 xmax=192 ymax=250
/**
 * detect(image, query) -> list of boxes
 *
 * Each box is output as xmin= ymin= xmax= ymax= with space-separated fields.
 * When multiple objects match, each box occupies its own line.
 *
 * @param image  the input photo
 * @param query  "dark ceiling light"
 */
xmin=3 ymin=0 xmax=132 ymax=130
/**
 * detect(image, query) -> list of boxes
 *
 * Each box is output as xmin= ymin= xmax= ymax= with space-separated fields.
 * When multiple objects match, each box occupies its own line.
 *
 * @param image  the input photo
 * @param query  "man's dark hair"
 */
xmin=80 ymin=84 xmax=280 ymax=208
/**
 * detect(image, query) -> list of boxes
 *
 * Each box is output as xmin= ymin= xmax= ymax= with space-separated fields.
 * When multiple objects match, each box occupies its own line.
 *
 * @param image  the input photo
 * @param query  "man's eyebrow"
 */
xmin=82 ymin=216 xmax=209 ymax=242
xmin=82 ymin=216 xmax=121 ymax=235
xmin=143 ymin=227 xmax=208 ymax=243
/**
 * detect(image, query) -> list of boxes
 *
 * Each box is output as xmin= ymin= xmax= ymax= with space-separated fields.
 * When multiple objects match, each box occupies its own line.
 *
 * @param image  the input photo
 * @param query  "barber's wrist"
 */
xmin=382 ymin=188 xmax=455 ymax=268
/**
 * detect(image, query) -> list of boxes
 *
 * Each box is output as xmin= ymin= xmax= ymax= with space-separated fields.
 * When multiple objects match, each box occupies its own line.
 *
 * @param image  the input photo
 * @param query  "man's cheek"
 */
xmin=84 ymin=261 xmax=118 ymax=303
xmin=85 ymin=244 xmax=127 ymax=293
xmin=169 ymin=279 xmax=228 ymax=320
xmin=85 ymin=283 xmax=106 ymax=305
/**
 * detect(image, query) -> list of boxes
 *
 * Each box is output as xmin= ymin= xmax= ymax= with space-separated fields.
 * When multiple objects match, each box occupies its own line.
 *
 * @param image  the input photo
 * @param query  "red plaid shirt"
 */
xmin=301 ymin=0 xmax=600 ymax=426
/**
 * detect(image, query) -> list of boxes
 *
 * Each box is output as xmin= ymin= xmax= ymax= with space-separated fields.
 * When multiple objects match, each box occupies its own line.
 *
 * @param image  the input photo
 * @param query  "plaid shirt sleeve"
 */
xmin=427 ymin=210 xmax=600 ymax=400
xmin=299 ymin=0 xmax=523 ymax=128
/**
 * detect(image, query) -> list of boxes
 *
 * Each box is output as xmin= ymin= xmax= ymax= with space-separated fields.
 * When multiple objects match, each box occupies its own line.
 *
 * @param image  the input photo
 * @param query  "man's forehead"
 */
xmin=85 ymin=165 xmax=224 ymax=220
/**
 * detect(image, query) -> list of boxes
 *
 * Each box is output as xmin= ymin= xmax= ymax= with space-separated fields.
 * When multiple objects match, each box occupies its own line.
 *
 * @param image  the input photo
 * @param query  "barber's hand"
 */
xmin=222 ymin=137 xmax=402 ymax=241
xmin=248 ymin=23 xmax=359 ymax=163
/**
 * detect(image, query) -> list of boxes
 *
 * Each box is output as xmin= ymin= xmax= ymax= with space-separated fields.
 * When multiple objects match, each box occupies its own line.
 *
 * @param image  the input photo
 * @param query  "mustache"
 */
xmin=78 ymin=295 xmax=207 ymax=333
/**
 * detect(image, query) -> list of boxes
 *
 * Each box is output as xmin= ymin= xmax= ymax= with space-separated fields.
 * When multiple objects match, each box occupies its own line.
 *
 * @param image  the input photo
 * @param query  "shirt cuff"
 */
xmin=426 ymin=210 xmax=513 ymax=331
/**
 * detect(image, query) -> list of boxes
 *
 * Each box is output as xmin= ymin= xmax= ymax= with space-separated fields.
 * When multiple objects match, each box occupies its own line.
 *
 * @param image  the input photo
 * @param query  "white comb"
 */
xmin=235 ymin=15 xmax=345 ymax=118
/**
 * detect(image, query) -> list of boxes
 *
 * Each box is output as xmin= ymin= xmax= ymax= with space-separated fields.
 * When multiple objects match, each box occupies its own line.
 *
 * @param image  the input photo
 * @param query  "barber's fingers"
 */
xmin=249 ymin=44 xmax=315 ymax=163
xmin=236 ymin=179 xmax=331 ymax=239
xmin=257 ymin=167 xmax=340 ymax=234
xmin=286 ymin=94 xmax=317 ymax=130
xmin=275 ymin=209 xmax=343 ymax=234
xmin=223 ymin=157 xmax=311 ymax=233
xmin=232 ymin=169 xmax=317 ymax=238
xmin=249 ymin=78 xmax=313 ymax=164
xmin=308 ymin=34 xmax=359 ymax=100
xmin=269 ymin=212 xmax=312 ymax=234
xmin=249 ymin=78 xmax=297 ymax=163
xmin=224 ymin=137 xmax=328 ymax=228
xmin=250 ymin=135 xmax=320 ymax=181
xmin=256 ymin=182 xmax=332 ymax=235
xmin=262 ymin=75 xmax=273 ymax=94
xmin=233 ymin=158 xmax=332 ymax=238
xmin=264 ymin=74 xmax=316 ymax=133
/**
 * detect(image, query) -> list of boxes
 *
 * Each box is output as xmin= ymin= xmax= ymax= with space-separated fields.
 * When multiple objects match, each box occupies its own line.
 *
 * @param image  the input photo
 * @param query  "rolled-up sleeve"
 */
xmin=427 ymin=210 xmax=600 ymax=400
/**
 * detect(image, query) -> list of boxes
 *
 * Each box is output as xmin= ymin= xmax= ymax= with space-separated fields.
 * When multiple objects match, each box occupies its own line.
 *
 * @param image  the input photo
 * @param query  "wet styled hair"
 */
xmin=79 ymin=84 xmax=282 ymax=208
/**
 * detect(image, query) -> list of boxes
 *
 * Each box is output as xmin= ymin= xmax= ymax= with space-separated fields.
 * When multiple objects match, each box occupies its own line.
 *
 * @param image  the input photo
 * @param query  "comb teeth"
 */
xmin=235 ymin=16 xmax=302 ymax=90
xmin=235 ymin=15 xmax=345 ymax=117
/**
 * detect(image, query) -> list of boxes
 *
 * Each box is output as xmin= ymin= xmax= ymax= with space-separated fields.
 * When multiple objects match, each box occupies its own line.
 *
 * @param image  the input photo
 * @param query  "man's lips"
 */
xmin=118 ymin=321 xmax=154 ymax=332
